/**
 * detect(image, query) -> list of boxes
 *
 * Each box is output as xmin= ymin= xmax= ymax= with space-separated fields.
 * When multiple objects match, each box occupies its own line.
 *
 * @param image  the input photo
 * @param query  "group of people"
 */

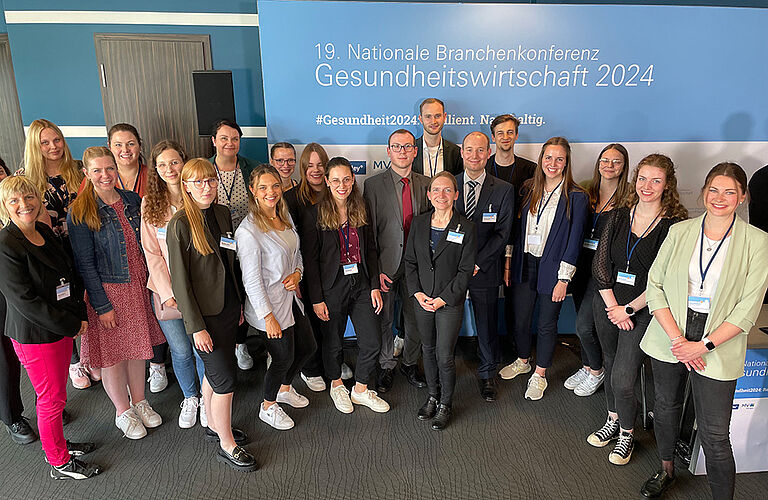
xmin=0 ymin=98 xmax=765 ymax=500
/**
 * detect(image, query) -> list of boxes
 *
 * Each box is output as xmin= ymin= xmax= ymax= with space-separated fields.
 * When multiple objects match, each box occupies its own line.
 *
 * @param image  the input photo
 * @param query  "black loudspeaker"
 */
xmin=192 ymin=70 xmax=236 ymax=136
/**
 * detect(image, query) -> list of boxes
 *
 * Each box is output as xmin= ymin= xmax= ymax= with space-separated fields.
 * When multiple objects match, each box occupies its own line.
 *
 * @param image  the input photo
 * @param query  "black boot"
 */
xmin=417 ymin=396 xmax=439 ymax=420
xmin=431 ymin=404 xmax=451 ymax=430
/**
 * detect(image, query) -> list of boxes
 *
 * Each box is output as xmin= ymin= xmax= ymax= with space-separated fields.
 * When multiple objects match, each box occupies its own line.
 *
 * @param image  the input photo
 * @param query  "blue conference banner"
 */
xmin=258 ymin=1 xmax=768 ymax=146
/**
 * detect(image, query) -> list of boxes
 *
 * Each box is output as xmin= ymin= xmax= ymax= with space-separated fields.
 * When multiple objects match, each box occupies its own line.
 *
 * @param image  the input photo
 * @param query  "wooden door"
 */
xmin=0 ymin=34 xmax=25 ymax=171
xmin=95 ymin=34 xmax=212 ymax=160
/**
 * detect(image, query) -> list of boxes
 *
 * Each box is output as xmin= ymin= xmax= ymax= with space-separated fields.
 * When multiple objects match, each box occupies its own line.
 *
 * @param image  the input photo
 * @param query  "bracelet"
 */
xmin=670 ymin=335 xmax=684 ymax=342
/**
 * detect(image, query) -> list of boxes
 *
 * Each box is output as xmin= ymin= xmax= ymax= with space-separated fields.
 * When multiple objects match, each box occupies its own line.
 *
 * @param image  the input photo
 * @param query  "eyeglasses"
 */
xmin=273 ymin=158 xmax=296 ymax=166
xmin=599 ymin=158 xmax=624 ymax=166
xmin=389 ymin=144 xmax=415 ymax=152
xmin=329 ymin=177 xmax=354 ymax=187
xmin=184 ymin=178 xmax=219 ymax=189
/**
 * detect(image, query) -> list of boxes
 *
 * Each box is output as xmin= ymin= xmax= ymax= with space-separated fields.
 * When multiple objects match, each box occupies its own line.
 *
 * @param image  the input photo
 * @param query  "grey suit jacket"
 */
xmin=363 ymin=168 xmax=430 ymax=277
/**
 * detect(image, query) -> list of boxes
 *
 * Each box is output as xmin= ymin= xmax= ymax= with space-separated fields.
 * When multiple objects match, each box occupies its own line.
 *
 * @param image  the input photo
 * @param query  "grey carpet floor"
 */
xmin=1 ymin=338 xmax=766 ymax=500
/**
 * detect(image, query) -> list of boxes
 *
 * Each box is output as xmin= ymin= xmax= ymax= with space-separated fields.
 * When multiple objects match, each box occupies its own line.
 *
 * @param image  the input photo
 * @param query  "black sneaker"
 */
xmin=216 ymin=446 xmax=258 ymax=472
xmin=50 ymin=457 xmax=101 ymax=480
xmin=67 ymin=440 xmax=96 ymax=456
xmin=609 ymin=430 xmax=635 ymax=465
xmin=6 ymin=417 xmax=37 ymax=445
xmin=586 ymin=416 xmax=619 ymax=447
xmin=641 ymin=470 xmax=676 ymax=498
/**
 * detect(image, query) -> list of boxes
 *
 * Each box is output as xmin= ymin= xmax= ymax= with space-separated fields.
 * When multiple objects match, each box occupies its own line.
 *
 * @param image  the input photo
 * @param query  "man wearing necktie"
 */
xmin=364 ymin=129 xmax=431 ymax=393
xmin=455 ymin=132 xmax=514 ymax=402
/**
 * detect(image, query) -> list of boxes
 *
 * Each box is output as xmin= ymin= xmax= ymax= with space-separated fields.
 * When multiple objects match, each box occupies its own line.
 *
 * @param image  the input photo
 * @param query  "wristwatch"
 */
xmin=558 ymin=278 xmax=570 ymax=284
xmin=625 ymin=305 xmax=635 ymax=316
xmin=704 ymin=340 xmax=716 ymax=352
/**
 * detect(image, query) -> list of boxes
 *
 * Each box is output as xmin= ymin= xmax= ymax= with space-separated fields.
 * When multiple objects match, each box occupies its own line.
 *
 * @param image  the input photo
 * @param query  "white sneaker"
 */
xmin=350 ymin=388 xmax=390 ymax=413
xmin=499 ymin=359 xmax=532 ymax=380
xmin=131 ymin=399 xmax=162 ymax=428
xmin=276 ymin=386 xmax=309 ymax=408
xmin=574 ymin=372 xmax=605 ymax=397
xmin=564 ymin=367 xmax=589 ymax=390
xmin=329 ymin=384 xmax=354 ymax=414
xmin=393 ymin=336 xmax=405 ymax=357
xmin=301 ymin=373 xmax=326 ymax=392
xmin=69 ymin=363 xmax=91 ymax=389
xmin=178 ymin=396 xmax=198 ymax=429
xmin=147 ymin=364 xmax=168 ymax=393
xmin=198 ymin=398 xmax=208 ymax=428
xmin=115 ymin=409 xmax=146 ymax=439
xmin=259 ymin=403 xmax=294 ymax=430
xmin=525 ymin=373 xmax=548 ymax=401
xmin=340 ymin=363 xmax=353 ymax=380
xmin=235 ymin=344 xmax=254 ymax=370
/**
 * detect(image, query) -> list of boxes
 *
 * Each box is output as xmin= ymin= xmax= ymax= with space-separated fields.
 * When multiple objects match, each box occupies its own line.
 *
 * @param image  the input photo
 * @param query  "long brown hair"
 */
xmin=521 ymin=137 xmax=584 ymax=218
xmin=297 ymin=143 xmax=329 ymax=206
xmin=317 ymin=157 xmax=368 ymax=230
xmin=22 ymin=119 xmax=83 ymax=201
xmin=622 ymin=154 xmax=688 ymax=219
xmin=246 ymin=164 xmax=293 ymax=233
xmin=586 ymin=144 xmax=632 ymax=211
xmin=143 ymin=140 xmax=188 ymax=227
xmin=70 ymin=147 xmax=117 ymax=231
xmin=108 ymin=123 xmax=145 ymax=165
xmin=178 ymin=158 xmax=217 ymax=255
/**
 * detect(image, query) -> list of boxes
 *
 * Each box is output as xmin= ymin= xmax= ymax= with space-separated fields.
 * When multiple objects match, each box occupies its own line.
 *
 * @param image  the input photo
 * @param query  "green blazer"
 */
xmin=208 ymin=154 xmax=258 ymax=185
xmin=166 ymin=204 xmax=243 ymax=335
xmin=641 ymin=214 xmax=768 ymax=381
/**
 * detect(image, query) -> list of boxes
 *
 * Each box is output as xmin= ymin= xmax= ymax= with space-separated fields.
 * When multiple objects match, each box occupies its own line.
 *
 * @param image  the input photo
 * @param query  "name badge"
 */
xmin=220 ymin=236 xmax=237 ymax=251
xmin=583 ymin=238 xmax=598 ymax=250
xmin=157 ymin=227 xmax=167 ymax=240
xmin=61 ymin=220 xmax=68 ymax=234
xmin=688 ymin=295 xmax=711 ymax=312
xmin=446 ymin=231 xmax=464 ymax=244
xmin=56 ymin=282 xmax=71 ymax=301
xmin=343 ymin=263 xmax=359 ymax=275
xmin=616 ymin=271 xmax=636 ymax=286
xmin=482 ymin=212 xmax=497 ymax=223
xmin=527 ymin=234 xmax=542 ymax=246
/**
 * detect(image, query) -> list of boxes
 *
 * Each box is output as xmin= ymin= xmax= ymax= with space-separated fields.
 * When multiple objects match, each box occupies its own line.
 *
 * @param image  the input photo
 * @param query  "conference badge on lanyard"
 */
xmin=482 ymin=204 xmax=497 ymax=223
xmin=343 ymin=263 xmax=359 ymax=275
xmin=157 ymin=227 xmax=167 ymax=240
xmin=220 ymin=232 xmax=237 ymax=251
xmin=583 ymin=238 xmax=598 ymax=250
xmin=56 ymin=278 xmax=71 ymax=301
xmin=447 ymin=224 xmax=464 ymax=244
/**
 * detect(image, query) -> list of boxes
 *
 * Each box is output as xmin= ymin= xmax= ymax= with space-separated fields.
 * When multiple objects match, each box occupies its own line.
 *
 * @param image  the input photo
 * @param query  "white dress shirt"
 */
xmin=524 ymin=183 xmax=576 ymax=280
xmin=464 ymin=170 xmax=486 ymax=210
xmin=423 ymin=142 xmax=444 ymax=177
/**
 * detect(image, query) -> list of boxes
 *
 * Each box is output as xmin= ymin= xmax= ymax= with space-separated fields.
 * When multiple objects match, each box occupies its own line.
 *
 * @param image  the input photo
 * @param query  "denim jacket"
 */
xmin=68 ymin=189 xmax=142 ymax=314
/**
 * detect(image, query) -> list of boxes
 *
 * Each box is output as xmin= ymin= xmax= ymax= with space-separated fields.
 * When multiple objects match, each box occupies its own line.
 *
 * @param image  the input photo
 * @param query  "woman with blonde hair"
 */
xmin=166 ymin=158 xmax=256 ymax=471
xmin=67 ymin=147 xmax=164 ymax=440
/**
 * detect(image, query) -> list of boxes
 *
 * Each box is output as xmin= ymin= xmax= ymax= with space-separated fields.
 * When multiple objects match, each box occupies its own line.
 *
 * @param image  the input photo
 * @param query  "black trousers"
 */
xmin=0 ymin=293 xmax=23 ymax=426
xmin=321 ymin=272 xmax=381 ymax=385
xmin=509 ymin=254 xmax=563 ymax=368
xmin=652 ymin=309 xmax=737 ymax=500
xmin=414 ymin=302 xmax=463 ymax=407
xmin=572 ymin=278 xmax=604 ymax=370
xmin=593 ymin=299 xmax=652 ymax=428
xmin=469 ymin=285 xmax=501 ymax=378
xmin=379 ymin=262 xmax=421 ymax=368
xmin=252 ymin=302 xmax=317 ymax=401
xmin=298 ymin=280 xmax=325 ymax=378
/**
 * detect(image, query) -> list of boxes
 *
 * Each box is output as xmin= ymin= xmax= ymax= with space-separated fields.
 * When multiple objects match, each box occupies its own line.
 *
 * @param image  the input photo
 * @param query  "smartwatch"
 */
xmin=625 ymin=305 xmax=635 ymax=316
xmin=704 ymin=340 xmax=716 ymax=352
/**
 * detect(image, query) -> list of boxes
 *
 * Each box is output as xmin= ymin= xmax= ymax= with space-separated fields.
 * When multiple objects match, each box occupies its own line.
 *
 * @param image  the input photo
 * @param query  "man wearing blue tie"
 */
xmin=455 ymin=132 xmax=514 ymax=402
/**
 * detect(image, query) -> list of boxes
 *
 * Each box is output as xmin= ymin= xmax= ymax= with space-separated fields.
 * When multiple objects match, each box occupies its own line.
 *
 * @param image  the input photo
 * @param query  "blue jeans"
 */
xmin=157 ymin=317 xmax=204 ymax=398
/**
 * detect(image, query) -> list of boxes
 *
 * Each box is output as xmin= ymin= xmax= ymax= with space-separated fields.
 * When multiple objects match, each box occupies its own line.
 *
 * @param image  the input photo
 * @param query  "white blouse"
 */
xmin=524 ymin=183 xmax=576 ymax=280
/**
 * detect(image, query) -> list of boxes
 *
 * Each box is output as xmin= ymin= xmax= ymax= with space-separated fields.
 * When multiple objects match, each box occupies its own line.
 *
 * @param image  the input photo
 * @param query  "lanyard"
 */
xmin=492 ymin=158 xmax=515 ymax=181
xmin=535 ymin=180 xmax=562 ymax=229
xmin=340 ymin=222 xmax=352 ymax=263
xmin=590 ymin=189 xmax=616 ymax=238
xmin=625 ymin=206 xmax=661 ymax=271
xmin=213 ymin=157 xmax=239 ymax=205
xmin=698 ymin=214 xmax=735 ymax=290
xmin=426 ymin=142 xmax=442 ymax=177
xmin=117 ymin=164 xmax=142 ymax=193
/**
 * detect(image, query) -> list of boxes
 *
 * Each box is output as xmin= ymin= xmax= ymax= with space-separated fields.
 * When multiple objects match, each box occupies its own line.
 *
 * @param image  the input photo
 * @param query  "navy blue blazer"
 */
xmin=511 ymin=188 xmax=589 ymax=294
xmin=455 ymin=172 xmax=514 ymax=288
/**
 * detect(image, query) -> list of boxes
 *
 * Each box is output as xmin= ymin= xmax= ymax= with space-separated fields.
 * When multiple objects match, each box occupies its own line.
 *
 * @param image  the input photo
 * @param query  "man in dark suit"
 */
xmin=748 ymin=163 xmax=768 ymax=303
xmin=364 ymin=129 xmax=430 ymax=392
xmin=412 ymin=98 xmax=462 ymax=176
xmin=455 ymin=131 xmax=514 ymax=402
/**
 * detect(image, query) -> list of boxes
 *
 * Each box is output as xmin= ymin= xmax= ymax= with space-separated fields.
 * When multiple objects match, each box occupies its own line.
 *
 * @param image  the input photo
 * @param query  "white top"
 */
xmin=423 ymin=143 xmax=444 ymax=176
xmin=235 ymin=215 xmax=304 ymax=331
xmin=523 ymin=183 xmax=575 ymax=280
xmin=688 ymin=229 xmax=731 ymax=313
xmin=463 ymin=170 xmax=486 ymax=210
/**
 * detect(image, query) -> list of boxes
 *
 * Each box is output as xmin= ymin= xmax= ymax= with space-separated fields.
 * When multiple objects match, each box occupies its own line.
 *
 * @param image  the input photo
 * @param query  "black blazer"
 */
xmin=167 ymin=204 xmax=243 ymax=335
xmin=300 ymin=204 xmax=380 ymax=305
xmin=0 ymin=222 xmax=86 ymax=344
xmin=455 ymin=172 xmax=515 ymax=287
xmin=404 ymin=211 xmax=477 ymax=306
xmin=412 ymin=136 xmax=463 ymax=176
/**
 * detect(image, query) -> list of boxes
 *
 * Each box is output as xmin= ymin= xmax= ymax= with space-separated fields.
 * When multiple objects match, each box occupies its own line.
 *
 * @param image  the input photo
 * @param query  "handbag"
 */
xmin=152 ymin=292 xmax=182 ymax=321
